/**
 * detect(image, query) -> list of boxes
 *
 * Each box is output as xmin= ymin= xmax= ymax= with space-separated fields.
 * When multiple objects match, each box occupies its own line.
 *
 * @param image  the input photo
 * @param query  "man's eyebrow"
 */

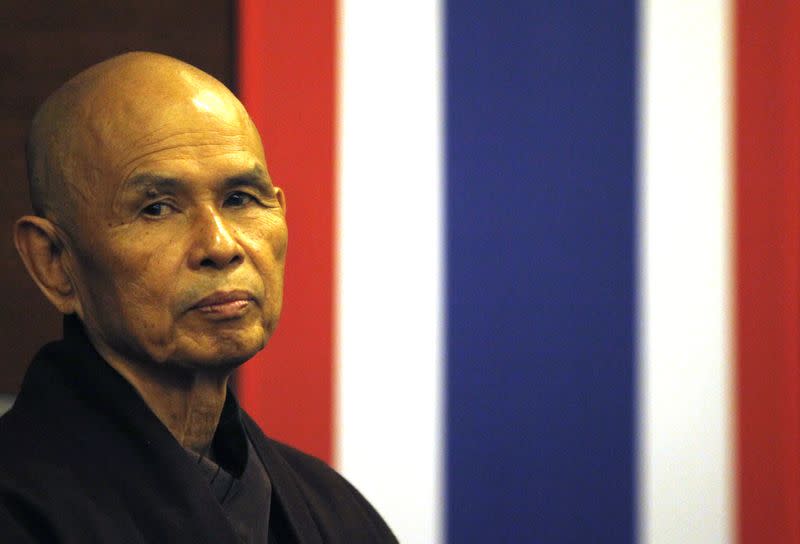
xmin=121 ymin=174 xmax=183 ymax=196
xmin=222 ymin=169 xmax=275 ymax=196
xmin=120 ymin=167 xmax=274 ymax=197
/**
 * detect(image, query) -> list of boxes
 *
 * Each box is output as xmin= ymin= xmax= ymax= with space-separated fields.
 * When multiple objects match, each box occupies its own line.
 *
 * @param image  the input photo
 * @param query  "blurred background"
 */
xmin=2 ymin=1 xmax=798 ymax=543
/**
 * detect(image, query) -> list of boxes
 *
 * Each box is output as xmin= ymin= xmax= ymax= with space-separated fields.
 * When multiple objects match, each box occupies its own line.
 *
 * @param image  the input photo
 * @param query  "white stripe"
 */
xmin=638 ymin=1 xmax=734 ymax=543
xmin=336 ymin=2 xmax=443 ymax=543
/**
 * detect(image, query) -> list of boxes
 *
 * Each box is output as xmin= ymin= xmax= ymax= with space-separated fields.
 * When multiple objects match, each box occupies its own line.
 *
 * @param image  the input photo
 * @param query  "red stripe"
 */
xmin=237 ymin=0 xmax=337 ymax=463
xmin=736 ymin=1 xmax=800 ymax=541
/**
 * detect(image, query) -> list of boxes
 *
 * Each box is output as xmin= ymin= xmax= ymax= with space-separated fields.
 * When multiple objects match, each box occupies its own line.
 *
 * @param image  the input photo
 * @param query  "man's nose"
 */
xmin=188 ymin=207 xmax=244 ymax=270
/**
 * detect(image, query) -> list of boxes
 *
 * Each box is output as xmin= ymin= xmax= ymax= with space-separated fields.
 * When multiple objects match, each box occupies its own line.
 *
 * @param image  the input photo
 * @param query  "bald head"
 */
xmin=16 ymin=51 xmax=286 ymax=372
xmin=26 ymin=52 xmax=259 ymax=226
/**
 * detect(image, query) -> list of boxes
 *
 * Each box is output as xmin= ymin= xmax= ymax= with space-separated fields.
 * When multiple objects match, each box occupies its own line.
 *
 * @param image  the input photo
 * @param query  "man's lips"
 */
xmin=190 ymin=290 xmax=255 ymax=315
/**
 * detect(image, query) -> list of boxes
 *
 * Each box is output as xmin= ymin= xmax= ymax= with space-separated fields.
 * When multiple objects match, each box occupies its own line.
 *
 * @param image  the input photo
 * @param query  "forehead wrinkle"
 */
xmin=125 ymin=122 xmax=180 ymax=148
xmin=123 ymin=118 xmax=247 ymax=145
xmin=116 ymin=142 xmax=258 ymax=184
xmin=117 ymin=129 xmax=250 ymax=162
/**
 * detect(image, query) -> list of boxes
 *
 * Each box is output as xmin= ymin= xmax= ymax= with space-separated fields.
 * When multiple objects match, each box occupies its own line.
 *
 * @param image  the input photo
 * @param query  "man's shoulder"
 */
xmin=0 ymin=398 xmax=58 ymax=466
xmin=0 ymin=410 xmax=86 ymax=543
xmin=0 ymin=402 xmax=93 ymax=505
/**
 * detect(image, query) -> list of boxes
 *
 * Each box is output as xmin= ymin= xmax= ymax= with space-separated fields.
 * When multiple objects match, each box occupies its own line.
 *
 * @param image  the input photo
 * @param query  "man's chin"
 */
xmin=174 ymin=326 xmax=266 ymax=371
xmin=204 ymin=342 xmax=264 ymax=368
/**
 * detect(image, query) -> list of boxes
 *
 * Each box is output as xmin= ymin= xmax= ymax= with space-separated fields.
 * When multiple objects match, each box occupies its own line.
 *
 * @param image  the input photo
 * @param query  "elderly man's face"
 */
xmin=64 ymin=78 xmax=287 ymax=370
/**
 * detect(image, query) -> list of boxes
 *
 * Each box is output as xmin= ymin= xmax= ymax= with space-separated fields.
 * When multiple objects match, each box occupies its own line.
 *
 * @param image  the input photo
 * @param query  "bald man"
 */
xmin=0 ymin=53 xmax=397 ymax=543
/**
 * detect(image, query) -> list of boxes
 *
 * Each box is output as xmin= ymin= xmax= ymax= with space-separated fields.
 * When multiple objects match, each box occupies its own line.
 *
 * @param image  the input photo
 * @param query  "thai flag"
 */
xmin=236 ymin=1 xmax=800 ymax=542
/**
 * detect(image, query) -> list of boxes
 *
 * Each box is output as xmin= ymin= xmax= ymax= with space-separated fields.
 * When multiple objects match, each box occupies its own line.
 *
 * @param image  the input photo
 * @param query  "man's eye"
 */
xmin=225 ymin=192 xmax=254 ymax=207
xmin=141 ymin=202 xmax=173 ymax=217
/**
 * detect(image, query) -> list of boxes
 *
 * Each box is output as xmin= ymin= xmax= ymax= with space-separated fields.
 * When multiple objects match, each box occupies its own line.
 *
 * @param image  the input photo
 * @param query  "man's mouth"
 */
xmin=190 ymin=290 xmax=255 ymax=318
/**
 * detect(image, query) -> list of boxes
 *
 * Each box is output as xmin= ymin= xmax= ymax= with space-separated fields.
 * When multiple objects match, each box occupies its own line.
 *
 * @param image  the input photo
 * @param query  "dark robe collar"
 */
xmin=35 ymin=315 xmax=248 ymax=477
xmin=9 ymin=315 xmax=250 ymax=543
xmin=12 ymin=314 xmax=325 ymax=544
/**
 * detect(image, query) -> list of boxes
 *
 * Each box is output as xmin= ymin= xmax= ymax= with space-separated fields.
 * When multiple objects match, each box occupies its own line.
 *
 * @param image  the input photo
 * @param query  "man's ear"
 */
xmin=14 ymin=216 xmax=78 ymax=314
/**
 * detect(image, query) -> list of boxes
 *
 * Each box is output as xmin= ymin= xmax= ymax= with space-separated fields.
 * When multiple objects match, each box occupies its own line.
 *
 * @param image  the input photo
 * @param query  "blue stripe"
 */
xmin=445 ymin=2 xmax=637 ymax=541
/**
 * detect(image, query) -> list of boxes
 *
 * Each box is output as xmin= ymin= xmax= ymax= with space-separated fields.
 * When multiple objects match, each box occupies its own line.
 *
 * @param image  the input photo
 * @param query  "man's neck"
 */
xmin=95 ymin=348 xmax=230 ymax=457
